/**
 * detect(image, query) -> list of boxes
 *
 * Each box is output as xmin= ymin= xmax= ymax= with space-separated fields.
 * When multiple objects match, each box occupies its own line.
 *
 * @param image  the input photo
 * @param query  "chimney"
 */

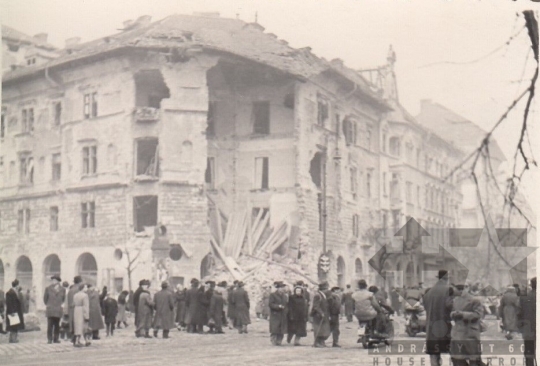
xmin=33 ymin=33 xmax=48 ymax=43
xmin=136 ymin=15 xmax=152 ymax=27
xmin=65 ymin=37 xmax=81 ymax=49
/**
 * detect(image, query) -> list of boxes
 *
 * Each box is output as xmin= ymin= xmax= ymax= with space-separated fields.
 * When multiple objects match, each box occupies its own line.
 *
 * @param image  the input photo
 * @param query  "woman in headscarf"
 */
xmin=287 ymin=285 xmax=308 ymax=346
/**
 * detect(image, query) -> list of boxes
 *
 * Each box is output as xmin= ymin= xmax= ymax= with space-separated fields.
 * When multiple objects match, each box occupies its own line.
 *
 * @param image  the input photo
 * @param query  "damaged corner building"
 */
xmin=2 ymin=13 xmax=486 ymax=308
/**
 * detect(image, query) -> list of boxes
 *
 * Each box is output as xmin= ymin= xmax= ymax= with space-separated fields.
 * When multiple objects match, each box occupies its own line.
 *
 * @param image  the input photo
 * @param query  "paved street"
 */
xmin=0 ymin=314 xmax=528 ymax=366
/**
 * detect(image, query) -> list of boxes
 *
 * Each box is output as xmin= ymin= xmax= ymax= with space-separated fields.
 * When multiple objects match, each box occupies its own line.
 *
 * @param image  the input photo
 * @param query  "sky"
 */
xmin=1 ymin=0 xmax=538 ymax=206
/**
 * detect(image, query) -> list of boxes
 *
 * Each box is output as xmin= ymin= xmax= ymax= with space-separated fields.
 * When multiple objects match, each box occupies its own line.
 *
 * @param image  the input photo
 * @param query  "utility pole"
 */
xmin=322 ymin=145 xmax=327 ymax=254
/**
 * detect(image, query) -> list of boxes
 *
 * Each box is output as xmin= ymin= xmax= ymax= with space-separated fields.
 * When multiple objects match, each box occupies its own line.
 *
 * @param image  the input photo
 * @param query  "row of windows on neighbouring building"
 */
xmin=0 ymin=92 xmax=99 ymax=138
xmin=9 ymin=195 xmax=160 ymax=235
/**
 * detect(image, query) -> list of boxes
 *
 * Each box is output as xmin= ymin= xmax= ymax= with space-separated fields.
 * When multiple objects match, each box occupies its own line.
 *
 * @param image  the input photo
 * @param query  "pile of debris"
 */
xmin=206 ymin=198 xmax=317 ymax=307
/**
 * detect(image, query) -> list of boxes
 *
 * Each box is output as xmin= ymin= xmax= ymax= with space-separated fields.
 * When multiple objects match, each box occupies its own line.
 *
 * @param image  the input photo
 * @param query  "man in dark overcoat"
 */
xmin=269 ymin=281 xmax=288 ymax=345
xmin=312 ymin=281 xmax=331 ymax=348
xmin=232 ymin=281 xmax=250 ymax=334
xmin=153 ymin=281 xmax=175 ymax=339
xmin=204 ymin=281 xmax=216 ymax=333
xmin=6 ymin=279 xmax=25 ymax=343
xmin=132 ymin=280 xmax=145 ymax=332
xmin=519 ymin=277 xmax=536 ymax=366
xmin=43 ymin=274 xmax=65 ymax=344
xmin=227 ymin=281 xmax=238 ymax=329
xmin=194 ymin=282 xmax=210 ymax=333
xmin=0 ymin=289 xmax=6 ymax=334
xmin=67 ymin=275 xmax=83 ymax=343
xmin=342 ymin=285 xmax=354 ymax=322
xmin=209 ymin=282 xmax=226 ymax=334
xmin=423 ymin=270 xmax=453 ymax=366
xmin=184 ymin=278 xmax=200 ymax=333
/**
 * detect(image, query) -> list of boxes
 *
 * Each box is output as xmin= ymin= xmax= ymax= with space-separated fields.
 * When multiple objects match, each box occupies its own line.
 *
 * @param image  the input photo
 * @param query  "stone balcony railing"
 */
xmin=134 ymin=107 xmax=160 ymax=122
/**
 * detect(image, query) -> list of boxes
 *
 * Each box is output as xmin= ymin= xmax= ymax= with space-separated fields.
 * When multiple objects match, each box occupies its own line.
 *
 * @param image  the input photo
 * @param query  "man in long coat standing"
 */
xmin=87 ymin=285 xmax=105 ymax=340
xmin=204 ymin=281 xmax=216 ymax=333
xmin=43 ymin=275 xmax=65 ymax=344
xmin=328 ymin=287 xmax=342 ymax=347
xmin=135 ymin=280 xmax=154 ymax=338
xmin=153 ymin=281 xmax=175 ymax=339
xmin=232 ymin=281 xmax=250 ymax=334
xmin=6 ymin=279 xmax=24 ymax=343
xmin=184 ymin=278 xmax=200 ymax=333
xmin=68 ymin=276 xmax=83 ymax=343
xmin=209 ymin=282 xmax=226 ymax=334
xmin=423 ymin=270 xmax=453 ymax=366
xmin=132 ymin=280 xmax=145 ymax=333
xmin=499 ymin=285 xmax=521 ymax=340
xmin=227 ymin=281 xmax=238 ymax=329
xmin=312 ymin=281 xmax=331 ymax=348
xmin=519 ymin=277 xmax=536 ymax=366
xmin=269 ymin=281 xmax=288 ymax=345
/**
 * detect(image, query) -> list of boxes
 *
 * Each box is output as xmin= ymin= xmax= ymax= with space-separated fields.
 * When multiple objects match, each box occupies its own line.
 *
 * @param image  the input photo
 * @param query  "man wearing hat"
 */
xmin=269 ymin=281 xmax=288 ymax=345
xmin=209 ymin=281 xmax=227 ymax=334
xmin=67 ymin=275 xmax=83 ymax=343
xmin=312 ymin=281 xmax=331 ymax=347
xmin=153 ymin=281 xmax=175 ymax=339
xmin=204 ymin=281 xmax=216 ymax=333
xmin=132 ymin=279 xmax=146 ymax=334
xmin=185 ymin=278 xmax=200 ymax=333
xmin=44 ymin=274 xmax=66 ymax=344
xmin=423 ymin=270 xmax=453 ymax=366
xmin=231 ymin=281 xmax=250 ymax=334
xmin=328 ymin=287 xmax=342 ymax=347
xmin=227 ymin=281 xmax=238 ymax=329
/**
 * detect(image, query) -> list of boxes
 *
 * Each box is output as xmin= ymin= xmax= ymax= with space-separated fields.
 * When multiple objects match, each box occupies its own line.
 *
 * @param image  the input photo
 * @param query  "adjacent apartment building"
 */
xmin=1 ymin=14 xmax=469 ymax=308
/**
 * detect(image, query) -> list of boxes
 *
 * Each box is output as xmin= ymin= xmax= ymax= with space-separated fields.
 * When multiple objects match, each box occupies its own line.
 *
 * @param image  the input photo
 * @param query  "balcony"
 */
xmin=134 ymin=107 xmax=160 ymax=123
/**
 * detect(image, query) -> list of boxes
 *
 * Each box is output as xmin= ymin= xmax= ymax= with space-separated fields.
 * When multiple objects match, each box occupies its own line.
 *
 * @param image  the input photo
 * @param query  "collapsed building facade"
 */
xmin=0 ymin=14 xmax=486 ymax=309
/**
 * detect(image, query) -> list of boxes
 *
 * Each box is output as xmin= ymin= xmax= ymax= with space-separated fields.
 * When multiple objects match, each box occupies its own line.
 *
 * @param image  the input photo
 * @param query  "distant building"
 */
xmin=2 ymin=25 xmax=59 ymax=73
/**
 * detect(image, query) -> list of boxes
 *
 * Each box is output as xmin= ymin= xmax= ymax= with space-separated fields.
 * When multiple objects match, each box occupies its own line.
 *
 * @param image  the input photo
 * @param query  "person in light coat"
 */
xmin=499 ymin=285 xmax=521 ymax=340
xmin=73 ymin=283 xmax=90 ymax=347
xmin=135 ymin=280 xmax=154 ymax=338
xmin=152 ymin=281 xmax=175 ymax=339
xmin=43 ymin=275 xmax=66 ymax=344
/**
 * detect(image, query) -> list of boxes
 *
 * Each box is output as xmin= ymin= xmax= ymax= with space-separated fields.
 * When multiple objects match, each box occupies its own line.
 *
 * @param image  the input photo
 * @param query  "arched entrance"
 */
xmin=0 ymin=259 xmax=4 ymax=290
xmin=43 ymin=254 xmax=61 ymax=293
xmin=16 ymin=256 xmax=33 ymax=291
xmin=337 ymin=256 xmax=345 ymax=288
xmin=355 ymin=258 xmax=363 ymax=279
xmin=76 ymin=253 xmax=97 ymax=286
xmin=200 ymin=253 xmax=214 ymax=280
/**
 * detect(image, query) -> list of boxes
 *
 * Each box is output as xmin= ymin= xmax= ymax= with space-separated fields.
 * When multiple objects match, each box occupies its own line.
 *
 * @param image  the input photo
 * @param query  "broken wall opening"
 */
xmin=136 ymin=138 xmax=159 ymax=176
xmin=310 ymin=152 xmax=323 ymax=189
xmin=133 ymin=195 xmax=158 ymax=232
xmin=134 ymin=70 xmax=170 ymax=108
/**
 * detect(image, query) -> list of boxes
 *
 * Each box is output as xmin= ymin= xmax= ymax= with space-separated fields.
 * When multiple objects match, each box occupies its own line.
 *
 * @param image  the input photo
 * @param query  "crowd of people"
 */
xmin=0 ymin=270 xmax=536 ymax=366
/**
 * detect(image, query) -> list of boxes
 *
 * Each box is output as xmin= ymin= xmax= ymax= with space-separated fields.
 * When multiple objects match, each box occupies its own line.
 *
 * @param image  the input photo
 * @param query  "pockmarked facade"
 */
xmin=2 ymin=14 xmax=522 ymax=309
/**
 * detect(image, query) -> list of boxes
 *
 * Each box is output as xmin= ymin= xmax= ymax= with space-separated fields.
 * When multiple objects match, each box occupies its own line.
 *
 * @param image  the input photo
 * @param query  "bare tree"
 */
xmin=123 ymin=236 xmax=145 ymax=293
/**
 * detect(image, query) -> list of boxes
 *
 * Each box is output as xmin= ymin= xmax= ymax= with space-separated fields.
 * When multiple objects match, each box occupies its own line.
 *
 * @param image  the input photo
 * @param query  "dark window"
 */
xmin=21 ymin=108 xmax=34 ymax=133
xmin=19 ymin=155 xmax=33 ymax=184
xmin=53 ymin=102 xmax=62 ymax=126
xmin=205 ymin=157 xmax=215 ymax=189
xmin=84 ymin=92 xmax=98 ymax=119
xmin=207 ymin=101 xmax=216 ymax=137
xmin=366 ymin=173 xmax=371 ymax=198
xmin=50 ymin=206 xmax=59 ymax=231
xmin=317 ymin=99 xmax=329 ymax=127
xmin=253 ymin=101 xmax=270 ymax=135
xmin=82 ymin=145 xmax=97 ymax=175
xmin=133 ymin=195 xmax=158 ymax=232
xmin=350 ymin=167 xmax=357 ymax=198
xmin=1 ymin=107 xmax=5 ymax=138
xmin=255 ymin=157 xmax=269 ymax=189
xmin=136 ymin=138 xmax=159 ymax=176
xmin=342 ymin=117 xmax=356 ymax=145
xmin=309 ymin=152 xmax=324 ymax=189
xmin=17 ymin=208 xmax=30 ymax=234
xmin=52 ymin=153 xmax=61 ymax=181
xmin=353 ymin=214 xmax=359 ymax=237
xmin=81 ymin=201 xmax=95 ymax=228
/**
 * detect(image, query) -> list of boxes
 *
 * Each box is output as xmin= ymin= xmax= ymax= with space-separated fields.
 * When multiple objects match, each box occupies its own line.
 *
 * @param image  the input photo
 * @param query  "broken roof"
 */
xmin=2 ymin=14 xmax=388 ymax=109
xmin=2 ymin=25 xmax=57 ymax=51
xmin=415 ymin=100 xmax=506 ymax=163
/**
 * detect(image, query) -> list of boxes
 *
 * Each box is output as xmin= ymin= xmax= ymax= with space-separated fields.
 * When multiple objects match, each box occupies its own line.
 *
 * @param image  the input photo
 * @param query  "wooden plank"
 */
xmin=210 ymin=237 xmax=243 ymax=281
xmin=252 ymin=213 xmax=270 ymax=250
xmin=256 ymin=219 xmax=288 ymax=256
xmin=251 ymin=208 xmax=264 ymax=237
xmin=215 ymin=207 xmax=223 ymax=245
xmin=245 ymin=254 xmax=317 ymax=284
xmin=233 ymin=211 xmax=247 ymax=259
xmin=262 ymin=224 xmax=289 ymax=255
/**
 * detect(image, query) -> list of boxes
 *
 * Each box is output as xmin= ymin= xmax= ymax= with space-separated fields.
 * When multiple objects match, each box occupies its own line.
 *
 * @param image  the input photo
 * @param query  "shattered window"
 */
xmin=207 ymin=101 xmax=217 ymax=137
xmin=252 ymin=101 xmax=270 ymax=135
xmin=342 ymin=117 xmax=357 ymax=145
xmin=205 ymin=157 xmax=215 ymax=189
xmin=21 ymin=108 xmax=34 ymax=133
xmin=81 ymin=201 xmax=95 ymax=228
xmin=134 ymin=70 xmax=170 ymax=108
xmin=136 ymin=138 xmax=159 ymax=177
xmin=133 ymin=195 xmax=158 ymax=232
xmin=317 ymin=98 xmax=329 ymax=127
xmin=19 ymin=154 xmax=33 ymax=184
xmin=254 ymin=157 xmax=269 ymax=190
